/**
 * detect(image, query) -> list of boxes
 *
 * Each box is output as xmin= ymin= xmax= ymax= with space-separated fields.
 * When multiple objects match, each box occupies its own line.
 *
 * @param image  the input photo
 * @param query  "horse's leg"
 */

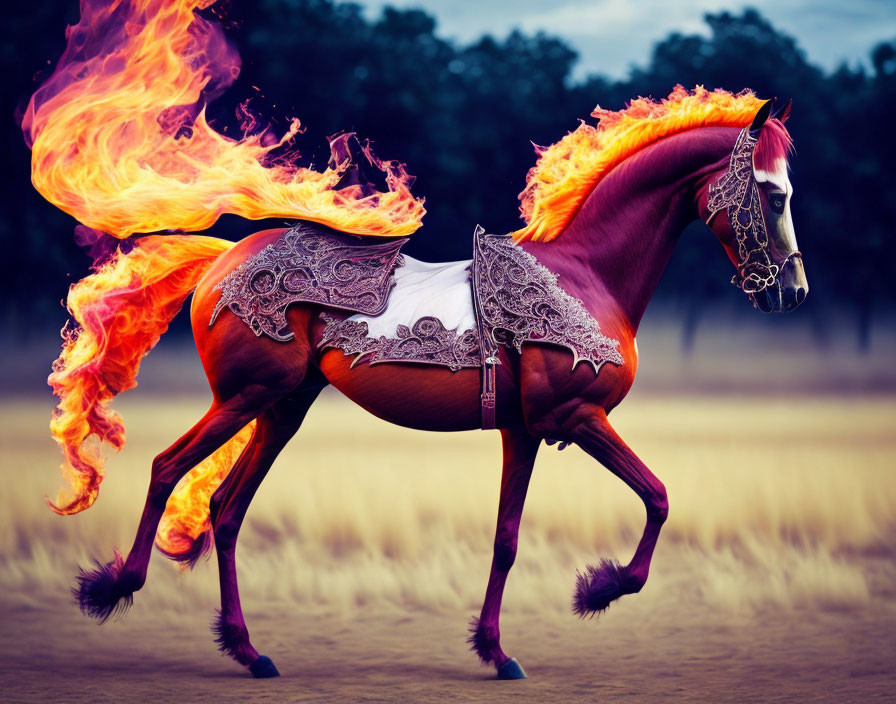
xmin=73 ymin=385 xmax=290 ymax=622
xmin=209 ymin=380 xmax=325 ymax=678
xmin=468 ymin=427 xmax=540 ymax=679
xmin=568 ymin=407 xmax=668 ymax=615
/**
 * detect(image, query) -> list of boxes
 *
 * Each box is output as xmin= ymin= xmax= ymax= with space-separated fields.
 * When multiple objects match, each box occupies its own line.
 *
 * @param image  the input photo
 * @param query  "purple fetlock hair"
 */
xmin=72 ymin=549 xmax=134 ymax=624
xmin=211 ymin=609 xmax=250 ymax=662
xmin=572 ymin=558 xmax=629 ymax=618
xmin=467 ymin=617 xmax=499 ymax=664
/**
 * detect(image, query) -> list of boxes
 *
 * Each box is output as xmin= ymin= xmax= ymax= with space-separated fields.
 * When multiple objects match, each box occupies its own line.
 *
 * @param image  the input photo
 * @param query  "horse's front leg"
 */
xmin=567 ymin=408 xmax=668 ymax=615
xmin=468 ymin=427 xmax=540 ymax=679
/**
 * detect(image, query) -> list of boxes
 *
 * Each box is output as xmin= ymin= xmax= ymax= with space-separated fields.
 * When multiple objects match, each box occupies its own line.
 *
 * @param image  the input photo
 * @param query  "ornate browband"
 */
xmin=706 ymin=127 xmax=779 ymax=294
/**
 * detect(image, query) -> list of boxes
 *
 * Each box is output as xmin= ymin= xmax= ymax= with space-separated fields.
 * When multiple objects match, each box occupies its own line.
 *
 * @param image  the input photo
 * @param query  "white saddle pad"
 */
xmin=349 ymin=256 xmax=476 ymax=337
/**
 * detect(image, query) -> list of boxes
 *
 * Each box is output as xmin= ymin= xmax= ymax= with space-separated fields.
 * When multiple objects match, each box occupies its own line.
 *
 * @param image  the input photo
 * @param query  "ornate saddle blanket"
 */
xmin=211 ymin=223 xmax=623 ymax=424
xmin=470 ymin=227 xmax=624 ymax=372
xmin=315 ymin=228 xmax=623 ymax=377
xmin=210 ymin=224 xmax=407 ymax=341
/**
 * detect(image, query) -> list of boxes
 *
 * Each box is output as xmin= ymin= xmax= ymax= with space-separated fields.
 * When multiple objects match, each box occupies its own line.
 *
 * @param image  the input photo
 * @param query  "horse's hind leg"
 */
xmin=209 ymin=380 xmax=325 ymax=678
xmin=468 ymin=427 xmax=540 ymax=679
xmin=73 ymin=386 xmax=289 ymax=622
xmin=567 ymin=408 xmax=668 ymax=615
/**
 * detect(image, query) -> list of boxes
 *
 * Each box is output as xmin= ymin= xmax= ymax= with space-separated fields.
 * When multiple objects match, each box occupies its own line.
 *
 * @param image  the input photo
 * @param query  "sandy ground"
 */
xmin=3 ymin=593 xmax=894 ymax=704
xmin=1 ymin=390 xmax=895 ymax=703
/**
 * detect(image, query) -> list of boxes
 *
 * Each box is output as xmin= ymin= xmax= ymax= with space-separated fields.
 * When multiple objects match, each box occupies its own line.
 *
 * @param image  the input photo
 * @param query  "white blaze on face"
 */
xmin=754 ymin=157 xmax=798 ymax=254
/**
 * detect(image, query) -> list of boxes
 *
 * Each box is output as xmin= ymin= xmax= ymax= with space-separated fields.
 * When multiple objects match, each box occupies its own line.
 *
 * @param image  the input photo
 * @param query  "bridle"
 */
xmin=705 ymin=123 xmax=802 ymax=297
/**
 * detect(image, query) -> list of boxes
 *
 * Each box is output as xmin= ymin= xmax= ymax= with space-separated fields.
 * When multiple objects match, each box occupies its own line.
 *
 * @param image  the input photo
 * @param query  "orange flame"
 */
xmin=513 ymin=85 xmax=768 ymax=243
xmin=22 ymin=0 xmax=424 ymax=239
xmin=48 ymin=234 xmax=232 ymax=514
xmin=156 ymin=421 xmax=255 ymax=562
xmin=31 ymin=0 xmax=424 ymax=540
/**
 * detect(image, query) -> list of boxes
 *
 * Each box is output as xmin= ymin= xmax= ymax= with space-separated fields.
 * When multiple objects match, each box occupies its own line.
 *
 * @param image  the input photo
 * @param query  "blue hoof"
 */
xmin=496 ymin=657 xmax=527 ymax=680
xmin=249 ymin=655 xmax=280 ymax=678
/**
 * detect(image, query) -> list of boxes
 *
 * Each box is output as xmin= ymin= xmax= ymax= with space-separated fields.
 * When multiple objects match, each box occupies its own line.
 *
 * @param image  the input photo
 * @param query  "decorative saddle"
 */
xmin=209 ymin=226 xmax=407 ymax=341
xmin=211 ymin=223 xmax=623 ymax=427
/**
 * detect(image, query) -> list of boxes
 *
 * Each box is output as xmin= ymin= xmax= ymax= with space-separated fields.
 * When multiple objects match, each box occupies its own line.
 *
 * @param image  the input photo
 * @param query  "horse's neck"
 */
xmin=520 ymin=127 xmax=735 ymax=333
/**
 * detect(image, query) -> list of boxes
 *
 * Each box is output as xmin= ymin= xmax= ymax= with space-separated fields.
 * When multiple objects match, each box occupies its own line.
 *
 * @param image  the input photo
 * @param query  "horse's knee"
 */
xmin=646 ymin=481 xmax=668 ymax=524
xmin=213 ymin=515 xmax=239 ymax=553
xmin=147 ymin=456 xmax=179 ymax=509
xmin=493 ymin=532 xmax=518 ymax=572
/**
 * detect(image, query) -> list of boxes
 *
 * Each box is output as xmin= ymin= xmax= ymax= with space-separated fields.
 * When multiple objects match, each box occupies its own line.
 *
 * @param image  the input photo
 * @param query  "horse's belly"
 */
xmin=319 ymin=350 xmax=483 ymax=431
xmin=313 ymin=255 xmax=524 ymax=431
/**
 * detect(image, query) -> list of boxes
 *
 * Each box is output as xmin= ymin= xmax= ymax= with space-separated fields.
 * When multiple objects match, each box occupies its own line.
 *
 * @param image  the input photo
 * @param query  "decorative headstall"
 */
xmin=705 ymin=123 xmax=780 ymax=294
xmin=705 ymin=99 xmax=801 ymax=303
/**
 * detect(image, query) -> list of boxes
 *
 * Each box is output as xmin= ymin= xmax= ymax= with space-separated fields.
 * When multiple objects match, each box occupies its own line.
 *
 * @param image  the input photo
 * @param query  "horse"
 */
xmin=60 ymin=89 xmax=807 ymax=679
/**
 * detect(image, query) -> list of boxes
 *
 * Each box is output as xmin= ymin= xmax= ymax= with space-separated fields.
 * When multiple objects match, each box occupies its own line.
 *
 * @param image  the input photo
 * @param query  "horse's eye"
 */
xmin=769 ymin=193 xmax=786 ymax=215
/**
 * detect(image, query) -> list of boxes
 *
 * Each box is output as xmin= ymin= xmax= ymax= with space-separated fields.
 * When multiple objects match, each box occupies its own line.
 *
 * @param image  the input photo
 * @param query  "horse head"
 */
xmin=703 ymin=99 xmax=808 ymax=312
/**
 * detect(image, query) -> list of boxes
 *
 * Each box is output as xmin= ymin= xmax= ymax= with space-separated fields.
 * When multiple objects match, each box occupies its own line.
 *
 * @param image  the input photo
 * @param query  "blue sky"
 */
xmin=358 ymin=0 xmax=896 ymax=79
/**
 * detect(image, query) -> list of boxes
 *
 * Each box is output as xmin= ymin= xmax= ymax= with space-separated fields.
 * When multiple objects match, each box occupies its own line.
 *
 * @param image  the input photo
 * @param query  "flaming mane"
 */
xmin=513 ymin=85 xmax=790 ymax=243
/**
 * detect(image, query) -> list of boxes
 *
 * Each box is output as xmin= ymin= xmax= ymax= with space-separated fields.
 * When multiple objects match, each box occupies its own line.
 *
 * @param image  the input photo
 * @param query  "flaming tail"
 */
xmin=155 ymin=421 xmax=255 ymax=566
xmin=48 ymin=234 xmax=233 ymax=515
xmin=22 ymin=0 xmax=424 ymax=240
xmin=30 ymin=0 xmax=424 ymax=553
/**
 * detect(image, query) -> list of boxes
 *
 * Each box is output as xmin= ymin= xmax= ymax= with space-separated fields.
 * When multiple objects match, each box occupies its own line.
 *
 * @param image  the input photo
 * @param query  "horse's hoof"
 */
xmin=496 ymin=657 xmax=527 ymax=680
xmin=249 ymin=655 xmax=280 ymax=678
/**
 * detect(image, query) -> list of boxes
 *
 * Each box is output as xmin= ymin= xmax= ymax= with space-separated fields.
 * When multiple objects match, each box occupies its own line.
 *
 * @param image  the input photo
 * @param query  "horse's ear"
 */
xmin=771 ymin=98 xmax=792 ymax=123
xmin=749 ymin=100 xmax=773 ymax=136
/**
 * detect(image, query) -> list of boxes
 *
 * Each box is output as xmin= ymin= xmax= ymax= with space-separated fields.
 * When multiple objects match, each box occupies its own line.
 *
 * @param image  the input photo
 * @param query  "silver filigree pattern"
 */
xmin=210 ymin=224 xmax=407 ymax=341
xmin=707 ymin=127 xmax=779 ymax=294
xmin=319 ymin=313 xmax=481 ymax=371
xmin=472 ymin=227 xmax=624 ymax=372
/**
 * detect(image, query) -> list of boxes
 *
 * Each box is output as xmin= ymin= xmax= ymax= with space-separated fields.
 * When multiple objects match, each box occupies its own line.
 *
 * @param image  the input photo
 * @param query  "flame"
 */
xmin=48 ymin=234 xmax=233 ymax=514
xmin=513 ymin=85 xmax=769 ymax=243
xmin=156 ymin=421 xmax=255 ymax=563
xmin=22 ymin=0 xmax=424 ymax=239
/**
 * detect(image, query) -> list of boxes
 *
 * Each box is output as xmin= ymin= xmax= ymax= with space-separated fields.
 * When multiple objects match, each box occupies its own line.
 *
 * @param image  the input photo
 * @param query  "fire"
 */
xmin=29 ymin=0 xmax=425 ymax=551
xmin=47 ymin=234 xmax=234 ymax=515
xmin=22 ymin=0 xmax=424 ymax=239
xmin=156 ymin=421 xmax=255 ymax=562
xmin=513 ymin=85 xmax=768 ymax=243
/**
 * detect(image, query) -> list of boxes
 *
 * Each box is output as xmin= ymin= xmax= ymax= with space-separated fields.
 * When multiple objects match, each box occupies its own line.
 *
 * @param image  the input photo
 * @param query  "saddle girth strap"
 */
xmin=471 ymin=225 xmax=498 ymax=429
xmin=477 ymin=332 xmax=498 ymax=430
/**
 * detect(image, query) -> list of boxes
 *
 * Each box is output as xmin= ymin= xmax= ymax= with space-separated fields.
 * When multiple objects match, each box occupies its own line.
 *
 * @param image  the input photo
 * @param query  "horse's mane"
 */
xmin=513 ymin=85 xmax=792 ymax=243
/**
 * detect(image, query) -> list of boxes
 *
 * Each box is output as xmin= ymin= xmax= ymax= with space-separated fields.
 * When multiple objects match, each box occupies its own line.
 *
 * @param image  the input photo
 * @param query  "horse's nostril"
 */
xmin=795 ymin=287 xmax=806 ymax=305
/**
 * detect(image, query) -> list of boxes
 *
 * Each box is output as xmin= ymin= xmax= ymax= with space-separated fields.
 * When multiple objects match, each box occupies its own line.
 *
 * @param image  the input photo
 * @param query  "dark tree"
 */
xmin=2 ymin=2 xmax=893 ymax=349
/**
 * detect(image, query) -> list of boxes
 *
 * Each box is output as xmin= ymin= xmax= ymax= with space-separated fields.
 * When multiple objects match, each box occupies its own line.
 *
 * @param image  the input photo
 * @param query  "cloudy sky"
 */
xmin=359 ymin=0 xmax=896 ymax=78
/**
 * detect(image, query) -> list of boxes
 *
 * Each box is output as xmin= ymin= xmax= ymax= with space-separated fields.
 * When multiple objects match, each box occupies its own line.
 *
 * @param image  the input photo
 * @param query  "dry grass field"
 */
xmin=1 ymin=384 xmax=895 ymax=703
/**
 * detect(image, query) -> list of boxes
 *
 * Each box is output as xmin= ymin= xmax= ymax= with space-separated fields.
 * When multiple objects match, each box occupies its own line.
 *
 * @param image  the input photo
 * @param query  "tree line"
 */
xmin=3 ymin=2 xmax=893 ymax=347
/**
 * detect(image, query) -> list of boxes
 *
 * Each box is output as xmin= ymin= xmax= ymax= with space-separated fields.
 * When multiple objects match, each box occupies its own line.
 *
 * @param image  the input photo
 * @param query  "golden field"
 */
xmin=1 ymin=384 xmax=894 ymax=702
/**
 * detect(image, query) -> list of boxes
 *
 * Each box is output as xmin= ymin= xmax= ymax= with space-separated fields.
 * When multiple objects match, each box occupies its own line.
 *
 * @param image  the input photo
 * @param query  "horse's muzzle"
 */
xmin=750 ymin=253 xmax=808 ymax=313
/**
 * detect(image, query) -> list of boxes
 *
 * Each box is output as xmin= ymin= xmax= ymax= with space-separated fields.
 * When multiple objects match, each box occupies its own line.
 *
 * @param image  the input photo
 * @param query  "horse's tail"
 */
xmin=155 ymin=421 xmax=256 ymax=567
xmin=48 ymin=233 xmax=234 ymax=516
